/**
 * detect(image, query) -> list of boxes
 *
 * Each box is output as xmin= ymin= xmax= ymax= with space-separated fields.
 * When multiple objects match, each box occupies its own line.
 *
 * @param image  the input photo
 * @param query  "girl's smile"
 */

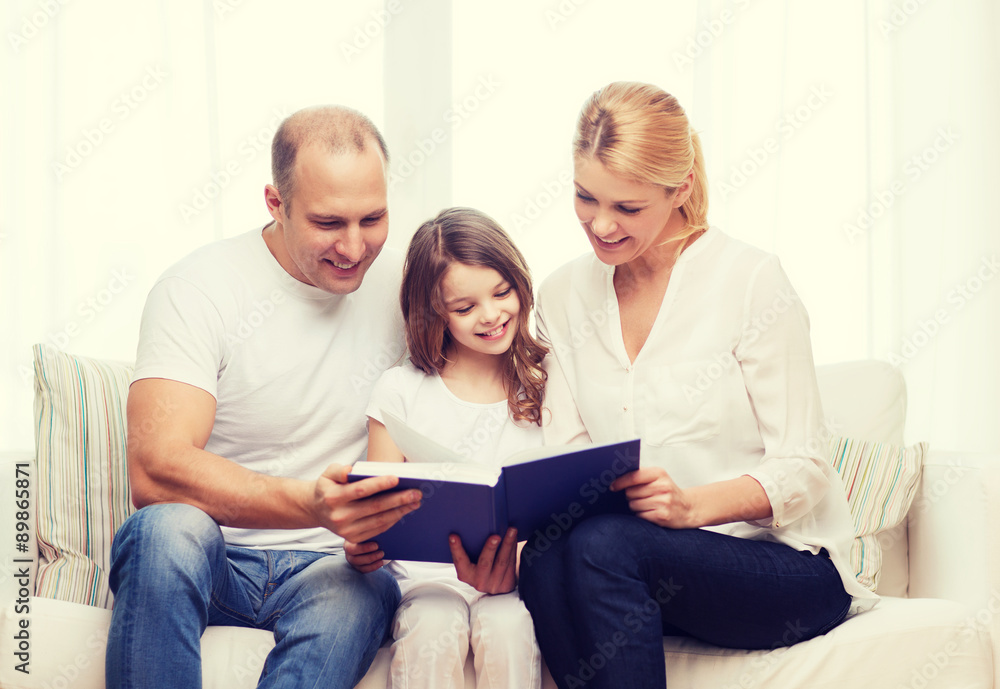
xmin=440 ymin=262 xmax=521 ymax=358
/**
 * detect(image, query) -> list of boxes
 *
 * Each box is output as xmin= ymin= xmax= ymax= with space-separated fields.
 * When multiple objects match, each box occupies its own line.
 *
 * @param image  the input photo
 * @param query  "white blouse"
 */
xmin=536 ymin=227 xmax=877 ymax=613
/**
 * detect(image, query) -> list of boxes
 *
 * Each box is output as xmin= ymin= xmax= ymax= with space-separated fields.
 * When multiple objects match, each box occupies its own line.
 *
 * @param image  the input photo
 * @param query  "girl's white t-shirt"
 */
xmin=366 ymin=362 xmax=543 ymax=588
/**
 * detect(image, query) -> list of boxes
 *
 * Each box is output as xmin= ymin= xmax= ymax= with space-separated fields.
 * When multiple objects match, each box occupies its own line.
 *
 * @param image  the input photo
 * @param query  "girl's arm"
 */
xmin=346 ymin=418 xmax=407 ymax=572
xmin=366 ymin=418 xmax=405 ymax=462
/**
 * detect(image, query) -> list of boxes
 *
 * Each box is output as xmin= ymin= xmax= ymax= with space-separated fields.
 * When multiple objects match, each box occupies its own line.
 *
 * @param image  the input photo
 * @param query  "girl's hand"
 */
xmin=344 ymin=539 xmax=387 ymax=573
xmin=611 ymin=467 xmax=697 ymax=529
xmin=450 ymin=527 xmax=518 ymax=594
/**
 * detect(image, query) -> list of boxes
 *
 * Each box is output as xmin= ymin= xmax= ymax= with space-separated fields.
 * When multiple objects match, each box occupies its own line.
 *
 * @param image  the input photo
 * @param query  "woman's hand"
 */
xmin=344 ymin=539 xmax=387 ymax=573
xmin=611 ymin=467 xmax=698 ymax=529
xmin=449 ymin=527 xmax=518 ymax=594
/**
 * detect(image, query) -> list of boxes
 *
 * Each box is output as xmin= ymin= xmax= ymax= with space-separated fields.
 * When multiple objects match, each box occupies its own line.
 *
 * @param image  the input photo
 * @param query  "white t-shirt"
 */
xmin=366 ymin=362 xmax=543 ymax=587
xmin=133 ymin=225 xmax=405 ymax=552
xmin=537 ymin=227 xmax=878 ymax=614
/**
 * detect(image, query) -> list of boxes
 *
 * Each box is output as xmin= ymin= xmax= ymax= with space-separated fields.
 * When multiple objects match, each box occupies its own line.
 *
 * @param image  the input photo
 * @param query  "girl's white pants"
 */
xmin=387 ymin=576 xmax=542 ymax=689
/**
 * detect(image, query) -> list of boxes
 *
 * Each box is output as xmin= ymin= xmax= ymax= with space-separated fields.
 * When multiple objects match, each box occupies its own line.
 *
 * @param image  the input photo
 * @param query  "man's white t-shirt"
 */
xmin=133 ymin=225 xmax=405 ymax=553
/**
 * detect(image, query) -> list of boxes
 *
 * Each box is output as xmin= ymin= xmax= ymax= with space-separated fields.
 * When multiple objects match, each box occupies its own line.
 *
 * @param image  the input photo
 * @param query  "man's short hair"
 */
xmin=271 ymin=105 xmax=390 ymax=211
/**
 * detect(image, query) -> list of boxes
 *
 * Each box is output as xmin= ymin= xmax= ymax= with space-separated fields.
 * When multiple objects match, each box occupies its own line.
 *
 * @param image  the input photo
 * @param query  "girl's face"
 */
xmin=440 ymin=262 xmax=521 ymax=359
xmin=573 ymin=156 xmax=689 ymax=266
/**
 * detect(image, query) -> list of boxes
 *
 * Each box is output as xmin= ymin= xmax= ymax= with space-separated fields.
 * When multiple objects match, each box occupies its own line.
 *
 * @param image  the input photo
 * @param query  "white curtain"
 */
xmin=694 ymin=0 xmax=1000 ymax=454
xmin=1 ymin=0 xmax=387 ymax=450
xmin=4 ymin=0 xmax=998 ymax=454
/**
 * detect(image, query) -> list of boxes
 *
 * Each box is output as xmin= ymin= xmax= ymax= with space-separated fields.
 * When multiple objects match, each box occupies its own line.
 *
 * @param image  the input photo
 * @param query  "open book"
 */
xmin=349 ymin=411 xmax=641 ymax=563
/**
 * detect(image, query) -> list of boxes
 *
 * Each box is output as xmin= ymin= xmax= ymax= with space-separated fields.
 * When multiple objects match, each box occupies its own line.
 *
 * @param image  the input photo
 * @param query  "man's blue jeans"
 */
xmin=105 ymin=503 xmax=400 ymax=689
xmin=519 ymin=514 xmax=852 ymax=689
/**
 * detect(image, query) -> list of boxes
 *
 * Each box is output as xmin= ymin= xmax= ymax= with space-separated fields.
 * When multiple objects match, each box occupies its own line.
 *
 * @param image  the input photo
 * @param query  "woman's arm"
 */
xmin=734 ymin=255 xmax=832 ymax=529
xmin=611 ymin=469 xmax=771 ymax=528
xmin=540 ymin=351 xmax=592 ymax=445
xmin=612 ymin=256 xmax=828 ymax=531
xmin=536 ymin=302 xmax=592 ymax=445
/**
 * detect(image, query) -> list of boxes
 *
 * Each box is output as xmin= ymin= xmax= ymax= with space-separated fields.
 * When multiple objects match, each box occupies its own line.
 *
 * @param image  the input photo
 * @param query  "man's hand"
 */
xmin=313 ymin=464 xmax=422 ymax=543
xmin=450 ymin=527 xmax=518 ymax=594
xmin=611 ymin=466 xmax=697 ymax=529
xmin=344 ymin=540 xmax=387 ymax=573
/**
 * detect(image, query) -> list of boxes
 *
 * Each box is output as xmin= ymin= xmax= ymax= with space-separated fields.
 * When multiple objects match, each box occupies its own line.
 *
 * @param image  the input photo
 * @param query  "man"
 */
xmin=106 ymin=106 xmax=421 ymax=689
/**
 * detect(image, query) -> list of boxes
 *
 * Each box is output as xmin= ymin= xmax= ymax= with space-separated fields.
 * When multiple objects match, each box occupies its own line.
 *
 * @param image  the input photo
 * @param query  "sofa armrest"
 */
xmin=907 ymin=449 xmax=1000 ymax=679
xmin=908 ymin=450 xmax=1000 ymax=603
xmin=0 ymin=451 xmax=36 ymax=609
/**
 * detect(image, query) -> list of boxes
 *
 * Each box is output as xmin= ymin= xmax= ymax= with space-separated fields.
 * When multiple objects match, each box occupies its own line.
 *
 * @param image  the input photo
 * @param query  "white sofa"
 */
xmin=1 ymin=355 xmax=997 ymax=688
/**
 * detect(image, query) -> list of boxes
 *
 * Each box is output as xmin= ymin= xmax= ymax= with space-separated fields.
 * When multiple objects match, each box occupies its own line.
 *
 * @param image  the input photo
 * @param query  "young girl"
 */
xmin=347 ymin=207 xmax=547 ymax=689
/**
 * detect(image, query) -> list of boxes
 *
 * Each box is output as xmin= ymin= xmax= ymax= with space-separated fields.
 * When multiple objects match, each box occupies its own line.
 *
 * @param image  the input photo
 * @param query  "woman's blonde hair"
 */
xmin=574 ymin=82 xmax=709 ymax=239
xmin=401 ymin=207 xmax=548 ymax=426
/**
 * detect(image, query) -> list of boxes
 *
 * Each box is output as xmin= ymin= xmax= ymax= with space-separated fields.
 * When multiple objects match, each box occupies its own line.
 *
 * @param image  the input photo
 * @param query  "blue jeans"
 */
xmin=106 ymin=503 xmax=400 ymax=689
xmin=518 ymin=514 xmax=851 ymax=689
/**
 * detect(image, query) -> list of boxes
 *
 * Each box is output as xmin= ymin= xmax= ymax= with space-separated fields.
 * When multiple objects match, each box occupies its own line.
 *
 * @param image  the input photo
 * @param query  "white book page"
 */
xmin=351 ymin=460 xmax=501 ymax=487
xmin=381 ymin=410 xmax=465 ymax=464
xmin=502 ymin=438 xmax=633 ymax=467
xmin=355 ymin=410 xmax=502 ymax=486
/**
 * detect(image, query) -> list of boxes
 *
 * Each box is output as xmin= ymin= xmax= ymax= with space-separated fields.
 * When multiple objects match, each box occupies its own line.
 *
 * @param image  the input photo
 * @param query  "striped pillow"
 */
xmin=829 ymin=436 xmax=926 ymax=592
xmin=32 ymin=344 xmax=135 ymax=608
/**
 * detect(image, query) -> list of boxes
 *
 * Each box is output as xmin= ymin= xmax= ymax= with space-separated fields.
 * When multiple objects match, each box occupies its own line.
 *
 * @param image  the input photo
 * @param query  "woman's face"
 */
xmin=573 ymin=156 xmax=689 ymax=266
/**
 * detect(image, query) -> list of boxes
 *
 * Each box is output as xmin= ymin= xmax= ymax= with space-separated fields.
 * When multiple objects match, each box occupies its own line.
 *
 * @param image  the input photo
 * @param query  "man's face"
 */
xmin=267 ymin=143 xmax=389 ymax=295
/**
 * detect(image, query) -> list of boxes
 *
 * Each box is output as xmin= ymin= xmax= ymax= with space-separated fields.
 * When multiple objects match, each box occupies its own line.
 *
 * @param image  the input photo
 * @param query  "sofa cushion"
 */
xmin=815 ymin=360 xmax=912 ymax=595
xmin=2 ymin=595 xmax=987 ymax=689
xmin=815 ymin=360 xmax=906 ymax=446
xmin=829 ymin=437 xmax=925 ymax=591
xmin=660 ymin=596 xmax=992 ymax=688
xmin=29 ymin=348 xmax=918 ymax=604
xmin=0 ymin=596 xmax=494 ymax=689
xmin=32 ymin=344 xmax=135 ymax=608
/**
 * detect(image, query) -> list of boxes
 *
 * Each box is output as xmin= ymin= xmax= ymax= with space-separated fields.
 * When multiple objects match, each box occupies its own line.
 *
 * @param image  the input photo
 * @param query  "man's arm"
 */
xmin=127 ymin=377 xmax=421 ymax=543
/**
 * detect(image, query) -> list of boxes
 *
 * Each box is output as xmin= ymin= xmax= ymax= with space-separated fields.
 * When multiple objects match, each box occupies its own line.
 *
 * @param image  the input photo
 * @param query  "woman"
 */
xmin=518 ymin=82 xmax=877 ymax=689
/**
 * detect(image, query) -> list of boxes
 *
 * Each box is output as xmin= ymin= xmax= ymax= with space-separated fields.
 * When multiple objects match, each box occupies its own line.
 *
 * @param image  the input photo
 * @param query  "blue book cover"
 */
xmin=349 ymin=416 xmax=640 ymax=563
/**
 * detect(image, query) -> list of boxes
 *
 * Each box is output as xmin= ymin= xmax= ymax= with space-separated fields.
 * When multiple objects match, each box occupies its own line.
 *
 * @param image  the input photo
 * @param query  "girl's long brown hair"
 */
xmin=401 ymin=207 xmax=548 ymax=426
